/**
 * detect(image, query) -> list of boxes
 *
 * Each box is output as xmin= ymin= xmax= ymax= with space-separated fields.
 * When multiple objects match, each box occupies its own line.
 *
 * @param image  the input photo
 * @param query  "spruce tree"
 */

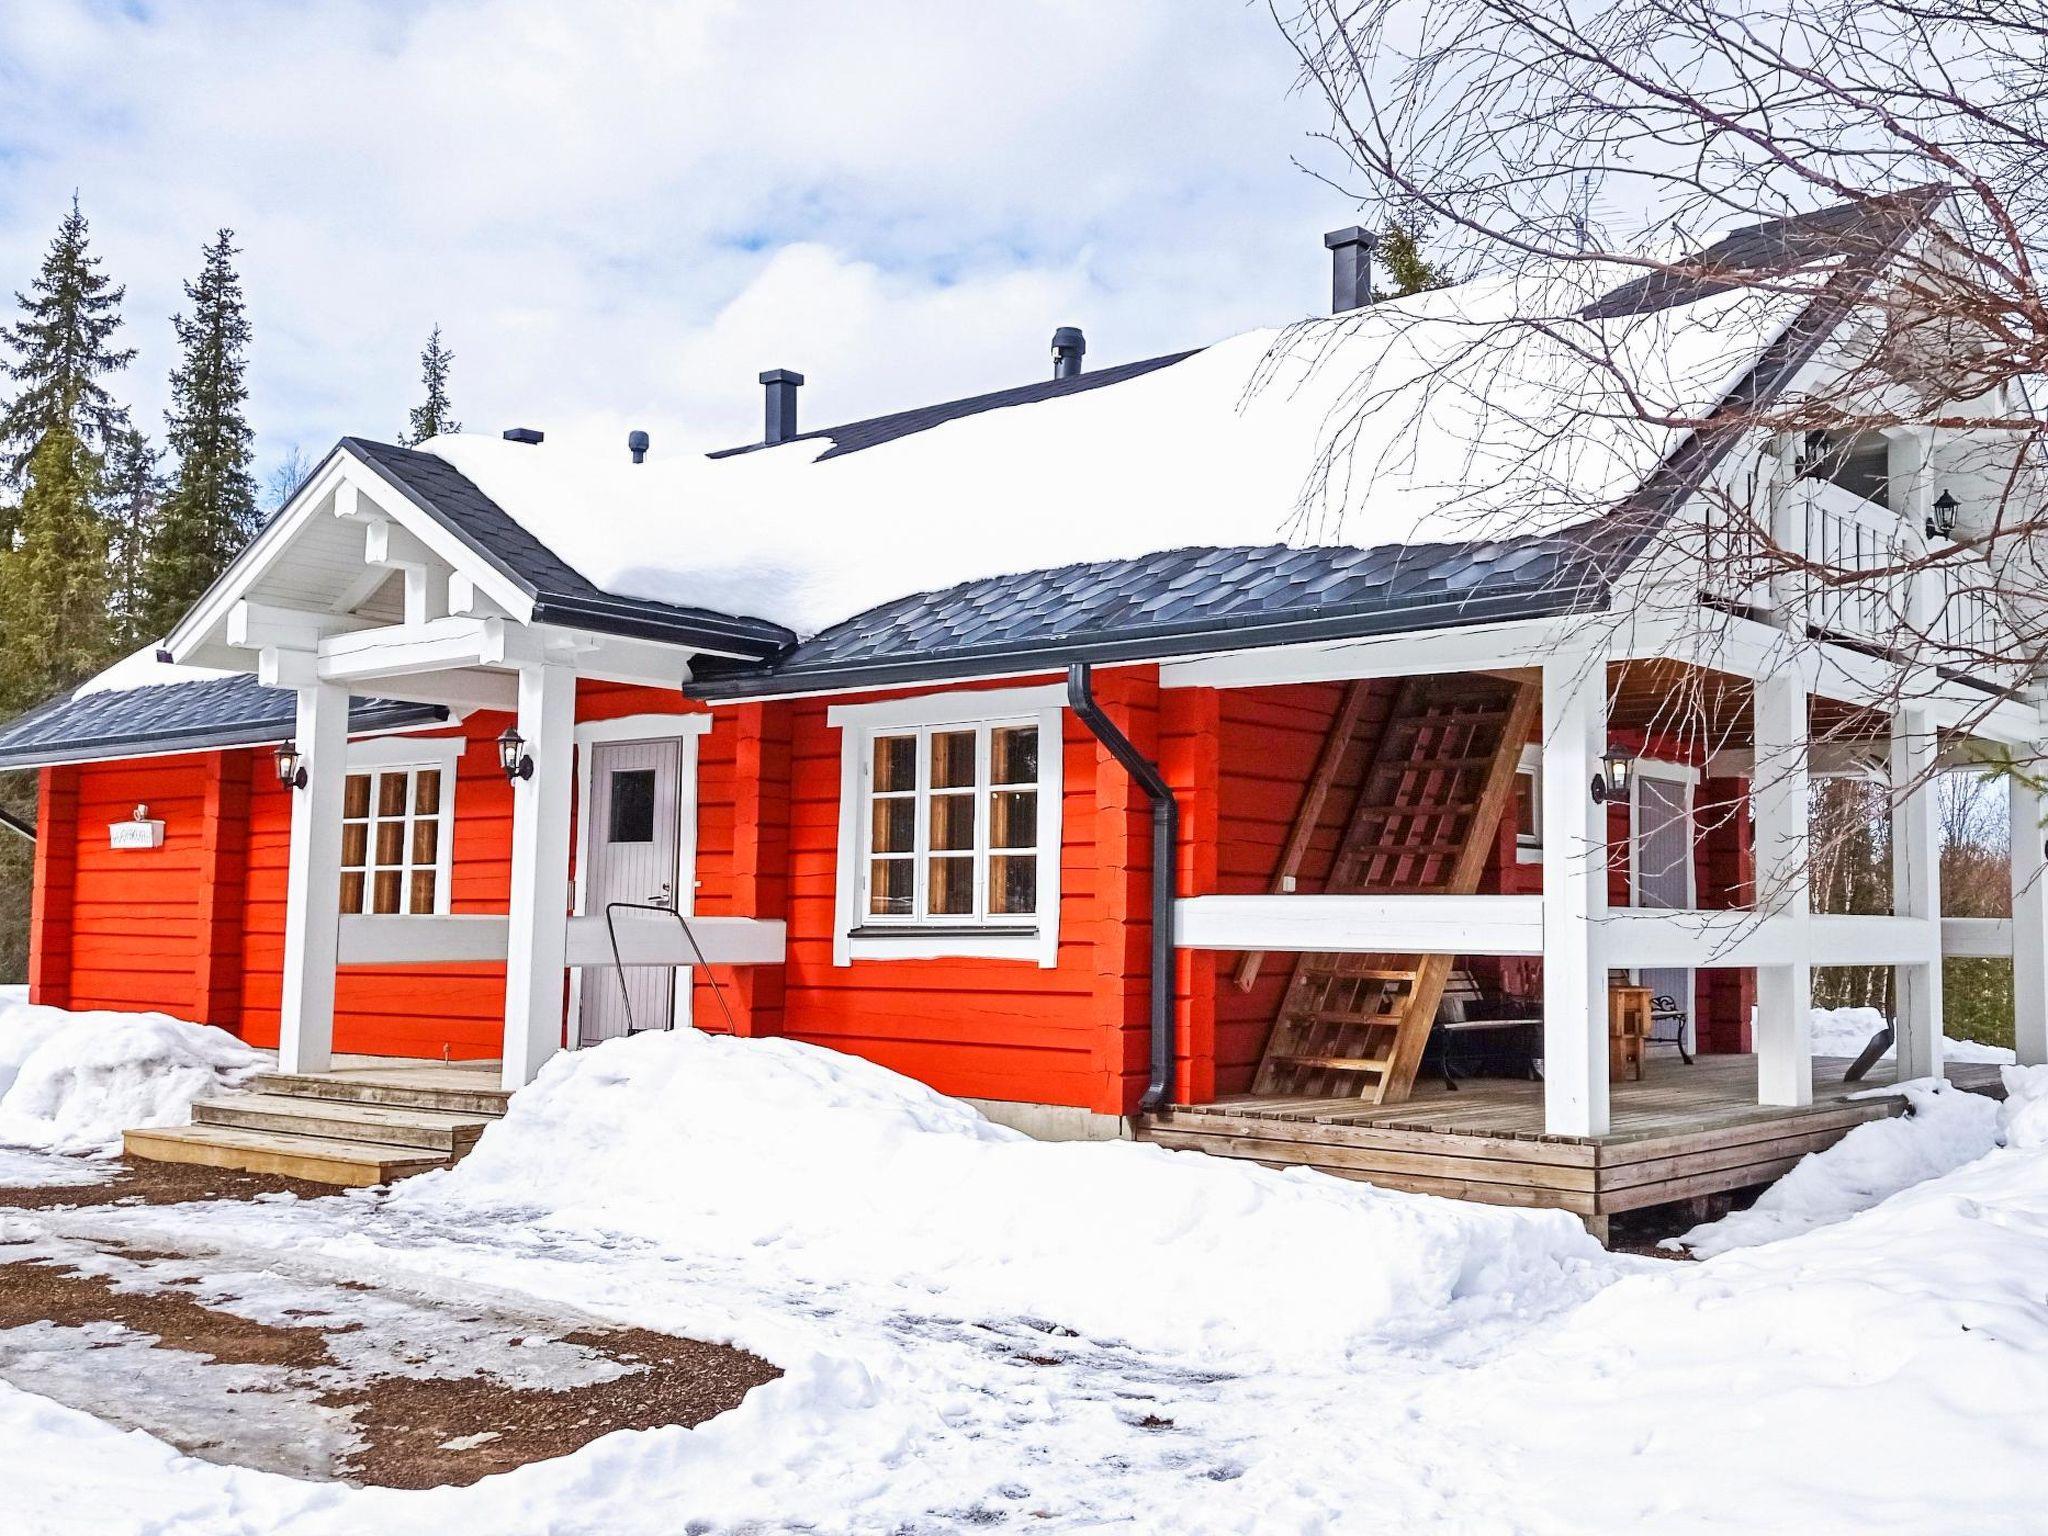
xmin=143 ymin=229 xmax=257 ymax=637
xmin=404 ymin=324 xmax=460 ymax=444
xmin=0 ymin=424 xmax=110 ymax=713
xmin=102 ymin=428 xmax=161 ymax=649
xmin=0 ymin=196 xmax=134 ymax=491
xmin=1378 ymin=220 xmax=1452 ymax=298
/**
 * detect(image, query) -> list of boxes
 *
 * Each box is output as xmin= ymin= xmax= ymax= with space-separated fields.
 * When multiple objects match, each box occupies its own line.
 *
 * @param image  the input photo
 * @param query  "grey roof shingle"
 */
xmin=689 ymin=531 xmax=1615 ymax=697
xmin=342 ymin=437 xmax=796 ymax=656
xmin=0 ymin=675 xmax=446 ymax=772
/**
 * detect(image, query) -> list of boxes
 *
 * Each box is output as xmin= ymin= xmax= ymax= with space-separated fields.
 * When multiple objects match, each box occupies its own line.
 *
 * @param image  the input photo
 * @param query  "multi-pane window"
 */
xmin=339 ymin=764 xmax=450 ymax=916
xmin=863 ymin=721 xmax=1042 ymax=926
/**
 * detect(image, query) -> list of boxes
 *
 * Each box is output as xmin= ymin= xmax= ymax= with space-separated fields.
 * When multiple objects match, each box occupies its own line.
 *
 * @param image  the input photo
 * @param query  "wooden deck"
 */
xmin=1137 ymin=1053 xmax=2007 ymax=1224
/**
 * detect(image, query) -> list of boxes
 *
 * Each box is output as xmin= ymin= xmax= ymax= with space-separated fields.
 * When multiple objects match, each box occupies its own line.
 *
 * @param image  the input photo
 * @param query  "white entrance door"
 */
xmin=1631 ymin=765 xmax=1697 ymax=1052
xmin=579 ymin=737 xmax=687 ymax=1045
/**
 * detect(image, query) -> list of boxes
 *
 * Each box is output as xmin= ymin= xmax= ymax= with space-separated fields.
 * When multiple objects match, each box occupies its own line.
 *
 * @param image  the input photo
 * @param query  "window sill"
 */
xmin=845 ymin=925 xmax=1052 ymax=966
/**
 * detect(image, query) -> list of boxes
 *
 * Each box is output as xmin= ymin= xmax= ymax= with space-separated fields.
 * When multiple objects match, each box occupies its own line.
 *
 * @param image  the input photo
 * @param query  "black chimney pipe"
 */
xmin=760 ymin=369 xmax=804 ymax=445
xmin=1324 ymin=226 xmax=1377 ymax=313
xmin=502 ymin=426 xmax=545 ymax=445
xmin=627 ymin=429 xmax=649 ymax=464
xmin=1052 ymin=326 xmax=1085 ymax=379
xmin=1067 ymin=661 xmax=1178 ymax=1115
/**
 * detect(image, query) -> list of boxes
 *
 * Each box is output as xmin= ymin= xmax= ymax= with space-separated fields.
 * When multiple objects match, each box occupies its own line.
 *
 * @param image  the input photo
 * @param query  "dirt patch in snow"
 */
xmin=0 ymin=1253 xmax=780 ymax=1487
xmin=0 ymin=1156 xmax=332 ymax=1210
xmin=334 ymin=1327 xmax=782 ymax=1489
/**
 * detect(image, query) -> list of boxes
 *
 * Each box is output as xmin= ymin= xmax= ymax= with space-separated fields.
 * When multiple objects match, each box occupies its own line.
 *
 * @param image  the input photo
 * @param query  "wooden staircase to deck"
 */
xmin=124 ymin=1068 xmax=509 ymax=1187
xmin=1251 ymin=673 xmax=1540 ymax=1105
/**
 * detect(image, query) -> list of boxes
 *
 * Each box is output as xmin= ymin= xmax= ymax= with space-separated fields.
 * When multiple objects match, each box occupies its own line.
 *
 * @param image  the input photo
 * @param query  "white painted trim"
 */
xmin=1176 ymin=894 xmax=1543 ymax=955
xmin=502 ymin=664 xmax=576 ymax=1089
xmin=1542 ymin=651 xmax=1611 ymax=1137
xmin=830 ymin=691 xmax=1064 ymax=968
xmin=825 ymin=682 xmax=1067 ymax=730
xmin=564 ymin=913 xmax=786 ymax=967
xmin=1158 ymin=616 xmax=1589 ymax=691
xmin=566 ymin=711 xmax=711 ymax=1045
xmin=1944 ymin=916 xmax=2014 ymax=960
xmin=279 ymin=682 xmax=349 ymax=1075
xmin=2011 ymin=763 xmax=2048 ymax=1066
xmin=338 ymin=914 xmax=509 ymax=965
xmin=1892 ymin=708 xmax=1945 ymax=1080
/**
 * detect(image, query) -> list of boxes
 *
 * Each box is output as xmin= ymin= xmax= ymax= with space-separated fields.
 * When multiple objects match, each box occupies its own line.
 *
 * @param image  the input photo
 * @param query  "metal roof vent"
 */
xmin=627 ymin=429 xmax=649 ymax=464
xmin=502 ymin=426 xmax=545 ymax=445
xmin=1052 ymin=326 xmax=1085 ymax=379
xmin=760 ymin=369 xmax=804 ymax=445
xmin=1324 ymin=226 xmax=1377 ymax=313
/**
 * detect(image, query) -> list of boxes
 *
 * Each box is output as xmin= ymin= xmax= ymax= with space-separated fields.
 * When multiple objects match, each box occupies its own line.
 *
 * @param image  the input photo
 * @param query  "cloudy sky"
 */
xmin=0 ymin=2 xmax=1355 ymax=485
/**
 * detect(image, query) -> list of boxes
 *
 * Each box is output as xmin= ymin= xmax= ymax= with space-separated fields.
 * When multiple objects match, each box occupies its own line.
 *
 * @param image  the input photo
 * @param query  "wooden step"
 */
xmin=1275 ymin=1055 xmax=1394 ymax=1074
xmin=190 ymin=1093 xmax=490 ymax=1154
xmin=250 ymin=1071 xmax=509 ymax=1119
xmin=123 ymin=1125 xmax=451 ymax=1187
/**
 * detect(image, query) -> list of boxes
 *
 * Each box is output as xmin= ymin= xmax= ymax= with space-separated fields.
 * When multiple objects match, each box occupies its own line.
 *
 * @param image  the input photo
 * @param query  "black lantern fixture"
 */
xmin=273 ymin=739 xmax=307 ymax=791
xmin=1589 ymin=751 xmax=1634 ymax=804
xmin=497 ymin=725 xmax=534 ymax=782
xmin=1928 ymin=488 xmax=1960 ymax=541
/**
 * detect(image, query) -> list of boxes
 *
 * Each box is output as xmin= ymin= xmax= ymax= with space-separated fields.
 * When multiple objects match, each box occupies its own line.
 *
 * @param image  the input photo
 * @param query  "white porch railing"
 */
xmin=337 ymin=913 xmax=788 ymax=968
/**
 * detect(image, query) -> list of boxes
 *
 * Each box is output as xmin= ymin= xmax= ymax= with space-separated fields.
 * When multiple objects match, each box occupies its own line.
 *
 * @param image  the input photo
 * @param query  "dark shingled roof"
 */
xmin=708 ymin=350 xmax=1200 ymax=461
xmin=0 ymin=674 xmax=446 ymax=771
xmin=689 ymin=530 xmax=1615 ymax=697
xmin=341 ymin=437 xmax=796 ymax=656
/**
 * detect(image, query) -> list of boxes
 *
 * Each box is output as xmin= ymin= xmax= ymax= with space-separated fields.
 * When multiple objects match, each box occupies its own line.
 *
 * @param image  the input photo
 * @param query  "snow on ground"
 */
xmin=0 ymin=994 xmax=261 ymax=1157
xmin=1806 ymin=1003 xmax=2015 ymax=1064
xmin=1674 ymin=1080 xmax=2004 ymax=1256
xmin=2 ymin=1031 xmax=2046 ymax=1532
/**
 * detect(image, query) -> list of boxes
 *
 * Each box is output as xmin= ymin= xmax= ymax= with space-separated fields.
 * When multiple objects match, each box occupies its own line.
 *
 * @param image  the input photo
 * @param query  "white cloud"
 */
xmin=0 ymin=1 xmax=1345 ymax=473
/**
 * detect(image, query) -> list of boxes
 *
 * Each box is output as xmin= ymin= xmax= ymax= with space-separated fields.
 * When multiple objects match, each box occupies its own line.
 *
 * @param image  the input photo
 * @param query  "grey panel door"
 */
xmin=1633 ymin=769 xmax=1695 ymax=1051
xmin=579 ymin=738 xmax=685 ymax=1045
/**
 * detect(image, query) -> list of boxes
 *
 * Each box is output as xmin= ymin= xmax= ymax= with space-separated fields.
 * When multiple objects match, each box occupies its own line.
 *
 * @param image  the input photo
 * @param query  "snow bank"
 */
xmin=70 ymin=643 xmax=235 ymax=699
xmin=1673 ymin=1081 xmax=2002 ymax=1256
xmin=0 ymin=996 xmax=262 ymax=1155
xmin=1804 ymin=1003 xmax=2014 ymax=1064
xmin=409 ymin=1030 xmax=1605 ymax=1364
xmin=427 ymin=263 xmax=1799 ymax=637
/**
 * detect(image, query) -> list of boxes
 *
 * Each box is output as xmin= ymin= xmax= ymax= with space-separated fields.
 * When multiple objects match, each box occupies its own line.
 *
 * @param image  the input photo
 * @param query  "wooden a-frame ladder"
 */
xmin=1251 ymin=673 xmax=1541 ymax=1104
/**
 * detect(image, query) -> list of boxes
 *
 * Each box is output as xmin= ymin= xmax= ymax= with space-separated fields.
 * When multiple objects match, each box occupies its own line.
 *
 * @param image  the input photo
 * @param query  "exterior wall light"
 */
xmin=1590 ymin=751 xmax=1634 ymax=805
xmin=274 ymin=739 xmax=307 ymax=790
xmin=1928 ymin=489 xmax=1959 ymax=541
xmin=497 ymin=725 xmax=534 ymax=782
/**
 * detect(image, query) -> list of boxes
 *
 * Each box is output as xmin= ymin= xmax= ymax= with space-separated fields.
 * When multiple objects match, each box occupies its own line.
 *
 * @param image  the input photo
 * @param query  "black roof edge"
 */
xmin=528 ymin=592 xmax=794 ymax=657
xmin=0 ymin=698 xmax=449 ymax=774
xmin=339 ymin=435 xmax=541 ymax=601
xmin=687 ymin=581 xmax=1605 ymax=701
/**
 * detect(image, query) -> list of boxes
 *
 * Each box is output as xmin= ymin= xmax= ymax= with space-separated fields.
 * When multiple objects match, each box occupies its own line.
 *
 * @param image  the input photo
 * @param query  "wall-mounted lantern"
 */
xmin=274 ymin=739 xmax=307 ymax=790
xmin=1590 ymin=751 xmax=1634 ymax=805
xmin=497 ymin=725 xmax=534 ymax=783
xmin=1928 ymin=488 xmax=1960 ymax=541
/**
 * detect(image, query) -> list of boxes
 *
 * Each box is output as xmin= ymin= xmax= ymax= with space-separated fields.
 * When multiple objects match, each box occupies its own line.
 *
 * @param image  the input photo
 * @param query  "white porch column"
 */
xmin=279 ymin=681 xmax=349 ymax=1076
xmin=1891 ymin=708 xmax=1945 ymax=1080
xmin=1752 ymin=672 xmax=1813 ymax=1106
xmin=2011 ymin=758 xmax=2048 ymax=1066
xmin=2015 ymin=761 xmax=2048 ymax=1064
xmin=502 ymin=662 xmax=576 ymax=1090
xmin=1542 ymin=652 xmax=1610 ymax=1137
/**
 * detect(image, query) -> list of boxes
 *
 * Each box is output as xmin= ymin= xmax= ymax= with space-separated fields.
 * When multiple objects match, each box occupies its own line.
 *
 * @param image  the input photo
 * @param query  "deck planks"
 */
xmin=1138 ymin=1053 xmax=2007 ymax=1221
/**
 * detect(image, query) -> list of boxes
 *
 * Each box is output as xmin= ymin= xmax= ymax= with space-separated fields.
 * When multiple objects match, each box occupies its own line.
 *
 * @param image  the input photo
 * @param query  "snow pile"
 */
xmin=0 ymin=996 xmax=262 ymax=1155
xmin=1804 ymin=1003 xmax=2014 ymax=1064
xmin=1672 ymin=1080 xmax=2002 ymax=1256
xmin=1431 ymin=1067 xmax=2048 ymax=1531
xmin=70 ymin=643 xmax=235 ymax=699
xmin=1997 ymin=1061 xmax=2048 ymax=1148
xmin=410 ymin=1029 xmax=1605 ymax=1363
xmin=427 ymin=262 xmax=1801 ymax=636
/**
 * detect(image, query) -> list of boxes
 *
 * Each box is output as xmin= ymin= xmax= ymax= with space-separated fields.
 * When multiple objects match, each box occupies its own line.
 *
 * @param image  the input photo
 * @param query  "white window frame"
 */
xmin=829 ymin=684 xmax=1064 ymax=968
xmin=1514 ymin=744 xmax=1543 ymax=864
xmin=339 ymin=734 xmax=464 ymax=918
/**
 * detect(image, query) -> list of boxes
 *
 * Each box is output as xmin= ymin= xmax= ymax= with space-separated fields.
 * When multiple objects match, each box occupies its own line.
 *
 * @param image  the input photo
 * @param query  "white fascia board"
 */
xmin=825 ymin=682 xmax=1068 ymax=730
xmin=165 ymin=449 xmax=534 ymax=665
xmin=1158 ymin=615 xmax=1597 ymax=691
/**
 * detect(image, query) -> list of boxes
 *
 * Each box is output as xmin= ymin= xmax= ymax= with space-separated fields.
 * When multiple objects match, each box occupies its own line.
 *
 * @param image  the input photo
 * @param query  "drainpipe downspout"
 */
xmin=1066 ymin=662 xmax=1178 ymax=1115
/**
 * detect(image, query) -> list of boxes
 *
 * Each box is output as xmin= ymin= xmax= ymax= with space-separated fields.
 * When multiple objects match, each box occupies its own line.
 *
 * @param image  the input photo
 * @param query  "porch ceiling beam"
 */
xmin=345 ymin=666 xmax=517 ymax=713
xmin=316 ymin=615 xmax=542 ymax=682
xmin=227 ymin=599 xmax=377 ymax=653
xmin=530 ymin=624 xmax=693 ymax=690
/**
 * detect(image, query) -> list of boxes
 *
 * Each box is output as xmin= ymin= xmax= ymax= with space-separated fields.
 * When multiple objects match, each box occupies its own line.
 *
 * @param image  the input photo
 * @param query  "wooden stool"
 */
xmin=1608 ymin=985 xmax=1650 ymax=1082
